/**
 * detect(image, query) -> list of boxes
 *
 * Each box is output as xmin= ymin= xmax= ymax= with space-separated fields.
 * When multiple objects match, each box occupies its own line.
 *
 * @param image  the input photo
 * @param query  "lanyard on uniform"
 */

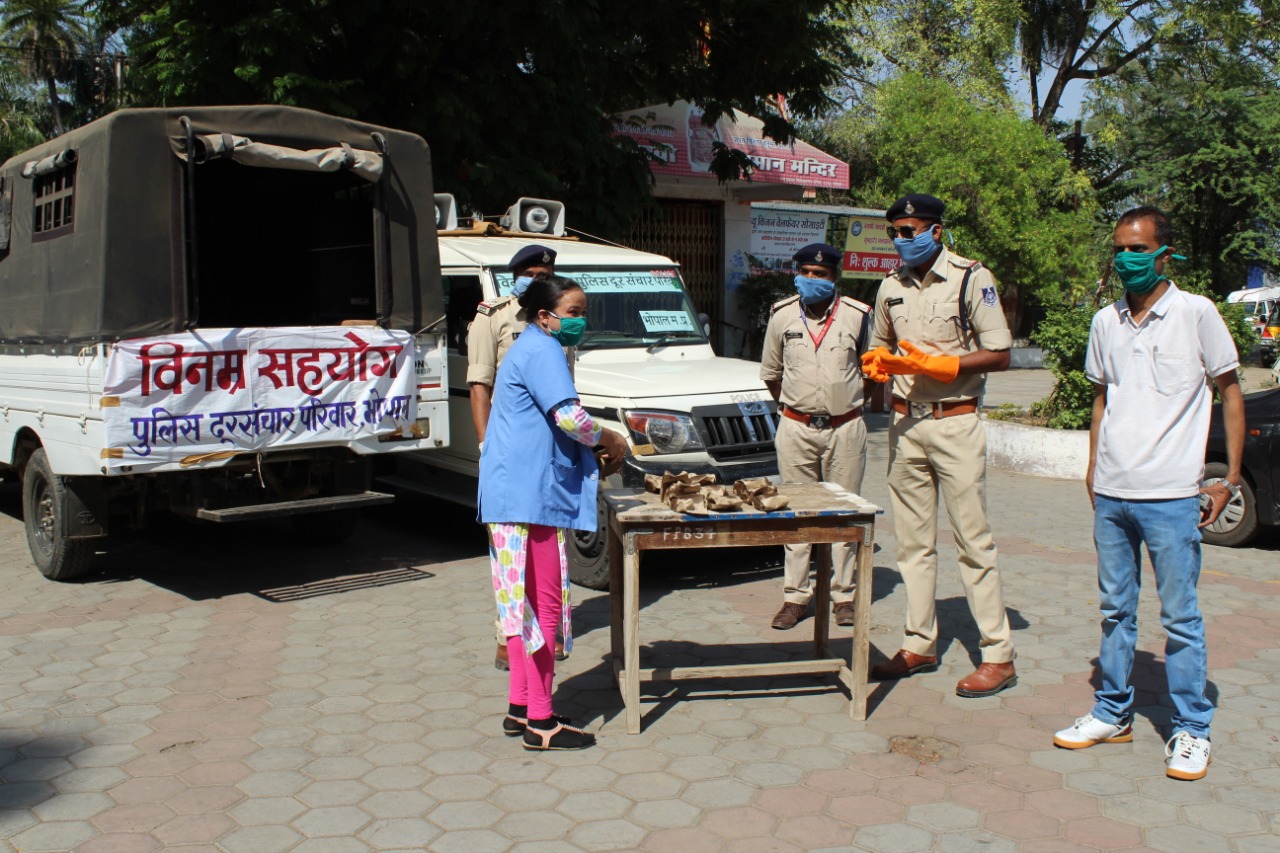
xmin=800 ymin=298 xmax=838 ymax=348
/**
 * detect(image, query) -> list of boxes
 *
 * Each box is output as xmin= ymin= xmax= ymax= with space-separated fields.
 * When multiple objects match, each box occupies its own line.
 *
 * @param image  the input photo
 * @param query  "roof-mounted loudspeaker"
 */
xmin=500 ymin=197 xmax=565 ymax=236
xmin=434 ymin=193 xmax=458 ymax=231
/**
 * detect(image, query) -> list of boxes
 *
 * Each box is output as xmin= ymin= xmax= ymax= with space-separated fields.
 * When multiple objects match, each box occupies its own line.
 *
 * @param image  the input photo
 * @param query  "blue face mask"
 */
xmin=512 ymin=275 xmax=534 ymax=297
xmin=794 ymin=274 xmax=836 ymax=305
xmin=893 ymin=226 xmax=940 ymax=267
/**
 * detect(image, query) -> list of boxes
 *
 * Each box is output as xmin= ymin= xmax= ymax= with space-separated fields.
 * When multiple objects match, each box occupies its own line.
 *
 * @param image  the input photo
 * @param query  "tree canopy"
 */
xmin=99 ymin=0 xmax=853 ymax=235
xmin=822 ymin=73 xmax=1100 ymax=314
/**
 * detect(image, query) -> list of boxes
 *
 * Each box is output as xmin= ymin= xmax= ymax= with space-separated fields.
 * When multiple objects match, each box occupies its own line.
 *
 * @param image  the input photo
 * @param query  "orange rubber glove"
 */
xmin=871 ymin=341 xmax=960 ymax=383
xmin=860 ymin=348 xmax=892 ymax=383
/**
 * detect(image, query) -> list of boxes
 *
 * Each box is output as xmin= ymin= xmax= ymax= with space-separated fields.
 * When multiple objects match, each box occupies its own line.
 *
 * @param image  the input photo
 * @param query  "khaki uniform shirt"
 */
xmin=466 ymin=297 xmax=527 ymax=387
xmin=760 ymin=294 xmax=871 ymax=415
xmin=870 ymin=247 xmax=1012 ymax=402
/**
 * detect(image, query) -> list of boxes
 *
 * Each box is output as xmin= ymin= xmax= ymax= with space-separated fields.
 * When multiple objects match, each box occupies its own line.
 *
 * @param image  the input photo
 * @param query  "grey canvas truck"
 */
xmin=0 ymin=106 xmax=450 ymax=580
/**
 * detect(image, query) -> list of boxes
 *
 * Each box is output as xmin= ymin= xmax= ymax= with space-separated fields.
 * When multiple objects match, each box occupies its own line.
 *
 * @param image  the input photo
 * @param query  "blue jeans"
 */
xmin=1092 ymin=495 xmax=1211 ymax=738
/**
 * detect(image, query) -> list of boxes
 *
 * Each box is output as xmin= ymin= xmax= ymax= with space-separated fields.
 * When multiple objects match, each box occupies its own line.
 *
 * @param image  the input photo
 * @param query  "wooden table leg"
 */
xmin=623 ymin=534 xmax=642 ymax=734
xmin=812 ymin=542 xmax=831 ymax=659
xmin=608 ymin=527 xmax=624 ymax=686
xmin=850 ymin=522 xmax=874 ymax=720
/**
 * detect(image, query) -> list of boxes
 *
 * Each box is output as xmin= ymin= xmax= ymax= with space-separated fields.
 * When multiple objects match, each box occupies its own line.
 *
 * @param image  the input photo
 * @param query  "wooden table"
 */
xmin=603 ymin=482 xmax=879 ymax=734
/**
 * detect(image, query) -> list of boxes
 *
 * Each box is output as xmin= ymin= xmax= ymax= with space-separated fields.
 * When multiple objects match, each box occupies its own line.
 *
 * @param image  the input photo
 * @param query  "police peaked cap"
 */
xmin=792 ymin=243 xmax=843 ymax=270
xmin=886 ymin=194 xmax=945 ymax=222
xmin=508 ymin=244 xmax=557 ymax=272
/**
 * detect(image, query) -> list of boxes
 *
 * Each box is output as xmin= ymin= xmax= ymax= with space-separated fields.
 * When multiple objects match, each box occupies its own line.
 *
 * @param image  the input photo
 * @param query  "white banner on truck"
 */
xmin=102 ymin=327 xmax=417 ymax=468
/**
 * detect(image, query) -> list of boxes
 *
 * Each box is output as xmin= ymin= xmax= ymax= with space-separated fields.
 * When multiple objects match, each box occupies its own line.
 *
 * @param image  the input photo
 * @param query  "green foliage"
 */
xmin=1029 ymin=304 xmax=1095 ymax=429
xmin=100 ymin=0 xmax=851 ymax=237
xmin=833 ymin=0 xmax=1019 ymax=109
xmin=984 ymin=403 xmax=1025 ymax=422
xmin=821 ymin=73 xmax=1101 ymax=313
xmin=1088 ymin=57 xmax=1280 ymax=296
xmin=1 ymin=0 xmax=90 ymax=136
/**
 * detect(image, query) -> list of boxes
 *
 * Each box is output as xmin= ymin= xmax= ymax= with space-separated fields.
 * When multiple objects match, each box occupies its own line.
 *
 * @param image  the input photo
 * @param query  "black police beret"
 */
xmin=886 ymin=194 xmax=945 ymax=222
xmin=792 ymin=243 xmax=843 ymax=270
xmin=508 ymin=244 xmax=557 ymax=272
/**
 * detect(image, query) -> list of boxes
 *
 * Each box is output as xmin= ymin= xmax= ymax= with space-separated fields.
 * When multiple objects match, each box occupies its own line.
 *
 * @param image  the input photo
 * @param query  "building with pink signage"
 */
xmin=612 ymin=102 xmax=851 ymax=358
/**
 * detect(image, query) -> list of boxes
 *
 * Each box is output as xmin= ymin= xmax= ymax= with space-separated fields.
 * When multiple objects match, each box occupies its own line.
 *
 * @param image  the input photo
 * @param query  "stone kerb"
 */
xmin=984 ymin=416 xmax=1088 ymax=480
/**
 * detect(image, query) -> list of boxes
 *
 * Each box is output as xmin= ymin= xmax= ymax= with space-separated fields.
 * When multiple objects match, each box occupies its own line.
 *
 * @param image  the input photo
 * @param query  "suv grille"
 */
xmin=692 ymin=403 xmax=778 ymax=461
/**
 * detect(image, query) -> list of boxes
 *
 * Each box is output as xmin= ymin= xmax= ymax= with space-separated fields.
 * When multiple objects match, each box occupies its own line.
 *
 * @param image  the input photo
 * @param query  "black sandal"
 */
xmin=522 ymin=722 xmax=596 ymax=751
xmin=503 ymin=713 xmax=572 ymax=737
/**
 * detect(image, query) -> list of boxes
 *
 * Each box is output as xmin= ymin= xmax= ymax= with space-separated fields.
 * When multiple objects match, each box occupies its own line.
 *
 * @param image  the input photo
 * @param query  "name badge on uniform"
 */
xmin=981 ymin=286 xmax=997 ymax=307
xmin=886 ymin=297 xmax=904 ymax=307
xmin=784 ymin=331 xmax=803 ymax=340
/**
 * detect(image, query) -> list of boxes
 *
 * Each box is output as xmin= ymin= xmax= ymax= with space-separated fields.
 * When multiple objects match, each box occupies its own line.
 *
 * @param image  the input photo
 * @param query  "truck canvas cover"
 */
xmin=0 ymin=106 xmax=443 ymax=344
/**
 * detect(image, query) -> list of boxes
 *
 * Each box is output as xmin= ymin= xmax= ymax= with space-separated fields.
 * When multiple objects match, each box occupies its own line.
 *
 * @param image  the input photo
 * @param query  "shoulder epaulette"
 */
xmin=770 ymin=294 xmax=801 ymax=313
xmin=840 ymin=295 xmax=871 ymax=314
xmin=474 ymin=295 xmax=516 ymax=317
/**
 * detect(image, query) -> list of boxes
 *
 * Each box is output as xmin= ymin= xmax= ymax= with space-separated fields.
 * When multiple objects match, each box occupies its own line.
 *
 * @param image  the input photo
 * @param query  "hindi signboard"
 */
xmin=841 ymin=213 xmax=897 ymax=280
xmin=612 ymin=102 xmax=849 ymax=191
xmin=749 ymin=210 xmax=831 ymax=271
xmin=102 ymin=327 xmax=417 ymax=468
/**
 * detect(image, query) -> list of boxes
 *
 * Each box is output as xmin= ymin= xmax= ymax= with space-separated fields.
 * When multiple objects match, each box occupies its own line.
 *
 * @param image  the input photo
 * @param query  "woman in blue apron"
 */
xmin=478 ymin=276 xmax=627 ymax=750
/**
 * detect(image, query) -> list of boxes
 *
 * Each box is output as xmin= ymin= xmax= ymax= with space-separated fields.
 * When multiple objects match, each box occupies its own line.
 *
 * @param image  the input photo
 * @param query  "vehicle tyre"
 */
xmin=567 ymin=495 xmax=609 ymax=590
xmin=291 ymin=508 xmax=361 ymax=546
xmin=1200 ymin=462 xmax=1259 ymax=548
xmin=22 ymin=449 xmax=95 ymax=581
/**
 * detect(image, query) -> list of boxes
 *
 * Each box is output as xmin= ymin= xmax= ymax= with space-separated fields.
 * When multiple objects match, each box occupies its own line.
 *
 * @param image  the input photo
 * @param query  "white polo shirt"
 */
xmin=1085 ymin=282 xmax=1238 ymax=499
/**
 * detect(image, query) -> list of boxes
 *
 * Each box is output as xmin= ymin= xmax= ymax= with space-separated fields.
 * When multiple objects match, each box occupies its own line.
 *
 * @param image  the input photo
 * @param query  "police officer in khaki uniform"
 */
xmin=862 ymin=194 xmax=1017 ymax=697
xmin=467 ymin=243 xmax=559 ymax=670
xmin=760 ymin=243 xmax=871 ymax=630
xmin=467 ymin=243 xmax=558 ymax=440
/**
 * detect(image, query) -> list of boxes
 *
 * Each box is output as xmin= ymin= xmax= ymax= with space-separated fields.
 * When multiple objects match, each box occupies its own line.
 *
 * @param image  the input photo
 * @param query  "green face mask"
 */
xmin=550 ymin=314 xmax=588 ymax=347
xmin=1113 ymin=245 xmax=1186 ymax=294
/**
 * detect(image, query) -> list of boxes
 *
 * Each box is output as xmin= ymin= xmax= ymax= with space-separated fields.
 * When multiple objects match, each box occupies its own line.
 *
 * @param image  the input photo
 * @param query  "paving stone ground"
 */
xmin=1 ymin=369 xmax=1277 ymax=852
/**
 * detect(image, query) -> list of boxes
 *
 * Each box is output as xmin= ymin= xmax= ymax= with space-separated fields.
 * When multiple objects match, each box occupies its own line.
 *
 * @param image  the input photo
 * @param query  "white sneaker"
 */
xmin=1165 ymin=731 xmax=1211 ymax=780
xmin=1053 ymin=714 xmax=1134 ymax=749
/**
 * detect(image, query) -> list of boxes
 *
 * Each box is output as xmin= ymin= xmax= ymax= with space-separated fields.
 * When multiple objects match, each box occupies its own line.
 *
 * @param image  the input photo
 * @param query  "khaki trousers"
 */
xmin=887 ymin=411 xmax=1014 ymax=662
xmin=775 ymin=414 xmax=867 ymax=605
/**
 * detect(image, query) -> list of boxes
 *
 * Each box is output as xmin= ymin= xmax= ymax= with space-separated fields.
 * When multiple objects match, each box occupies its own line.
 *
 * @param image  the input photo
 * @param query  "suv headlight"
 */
xmin=622 ymin=410 xmax=705 ymax=454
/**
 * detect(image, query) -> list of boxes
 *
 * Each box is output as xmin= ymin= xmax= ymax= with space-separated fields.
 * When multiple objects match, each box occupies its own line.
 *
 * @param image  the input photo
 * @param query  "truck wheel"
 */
xmin=291 ymin=508 xmax=361 ymax=546
xmin=22 ymin=449 xmax=95 ymax=581
xmin=1200 ymin=462 xmax=1259 ymax=548
xmin=567 ymin=495 xmax=610 ymax=590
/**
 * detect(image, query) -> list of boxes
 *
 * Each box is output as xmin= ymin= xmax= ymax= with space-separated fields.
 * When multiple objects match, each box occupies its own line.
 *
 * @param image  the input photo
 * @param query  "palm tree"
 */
xmin=1 ymin=0 xmax=89 ymax=137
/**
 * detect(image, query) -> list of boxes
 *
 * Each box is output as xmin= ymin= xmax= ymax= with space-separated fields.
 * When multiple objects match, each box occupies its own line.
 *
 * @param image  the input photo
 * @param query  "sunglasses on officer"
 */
xmin=885 ymin=222 xmax=939 ymax=239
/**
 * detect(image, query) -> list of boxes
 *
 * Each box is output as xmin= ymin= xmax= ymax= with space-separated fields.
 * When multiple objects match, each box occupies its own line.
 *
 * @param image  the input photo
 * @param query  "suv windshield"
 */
xmin=495 ymin=267 xmax=707 ymax=351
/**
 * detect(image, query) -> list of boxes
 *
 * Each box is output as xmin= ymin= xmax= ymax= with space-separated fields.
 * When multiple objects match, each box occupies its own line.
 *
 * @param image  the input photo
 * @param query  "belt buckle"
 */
xmin=908 ymin=401 xmax=933 ymax=420
xmin=809 ymin=414 xmax=830 ymax=429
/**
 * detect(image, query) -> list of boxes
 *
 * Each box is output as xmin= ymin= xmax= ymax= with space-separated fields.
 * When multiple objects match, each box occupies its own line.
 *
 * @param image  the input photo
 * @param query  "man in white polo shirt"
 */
xmin=1053 ymin=206 xmax=1245 ymax=782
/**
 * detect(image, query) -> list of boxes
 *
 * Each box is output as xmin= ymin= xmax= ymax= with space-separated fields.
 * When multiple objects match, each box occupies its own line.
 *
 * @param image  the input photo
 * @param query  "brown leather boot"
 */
xmin=956 ymin=661 xmax=1017 ymax=697
xmin=494 ymin=641 xmax=509 ymax=671
xmin=771 ymin=602 xmax=807 ymax=630
xmin=871 ymin=649 xmax=939 ymax=680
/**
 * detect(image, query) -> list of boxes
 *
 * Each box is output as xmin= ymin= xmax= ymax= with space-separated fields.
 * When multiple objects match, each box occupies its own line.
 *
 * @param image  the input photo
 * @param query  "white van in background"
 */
xmin=1227 ymin=285 xmax=1280 ymax=331
xmin=385 ymin=198 xmax=781 ymax=589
